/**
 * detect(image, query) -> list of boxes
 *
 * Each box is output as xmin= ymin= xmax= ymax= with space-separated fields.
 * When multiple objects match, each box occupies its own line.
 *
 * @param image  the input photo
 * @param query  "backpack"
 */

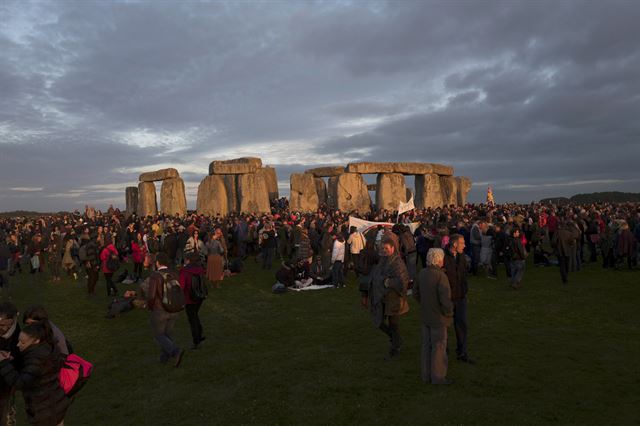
xmin=189 ymin=273 xmax=208 ymax=301
xmin=161 ymin=272 xmax=185 ymax=313
xmin=106 ymin=254 xmax=120 ymax=272
xmin=59 ymin=353 xmax=93 ymax=397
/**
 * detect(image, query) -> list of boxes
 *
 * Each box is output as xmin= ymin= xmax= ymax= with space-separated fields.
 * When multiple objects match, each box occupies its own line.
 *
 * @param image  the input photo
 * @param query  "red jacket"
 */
xmin=131 ymin=241 xmax=145 ymax=264
xmin=179 ymin=263 xmax=206 ymax=305
xmin=100 ymin=244 xmax=118 ymax=273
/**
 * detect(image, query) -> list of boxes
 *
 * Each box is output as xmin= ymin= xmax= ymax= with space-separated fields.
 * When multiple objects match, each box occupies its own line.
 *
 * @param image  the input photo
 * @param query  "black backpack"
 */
xmin=106 ymin=254 xmax=120 ymax=272
xmin=190 ymin=273 xmax=208 ymax=301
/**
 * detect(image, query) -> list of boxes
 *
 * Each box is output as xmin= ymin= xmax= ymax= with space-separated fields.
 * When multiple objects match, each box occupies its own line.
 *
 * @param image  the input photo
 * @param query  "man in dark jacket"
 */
xmin=509 ymin=228 xmax=527 ymax=289
xmin=552 ymin=221 xmax=580 ymax=284
xmin=367 ymin=237 xmax=410 ymax=360
xmin=179 ymin=253 xmax=206 ymax=350
xmin=413 ymin=248 xmax=454 ymax=384
xmin=444 ymin=234 xmax=474 ymax=364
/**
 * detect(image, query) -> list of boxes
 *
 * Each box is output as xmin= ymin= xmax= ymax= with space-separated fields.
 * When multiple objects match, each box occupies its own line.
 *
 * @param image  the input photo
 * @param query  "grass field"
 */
xmin=8 ymin=258 xmax=640 ymax=425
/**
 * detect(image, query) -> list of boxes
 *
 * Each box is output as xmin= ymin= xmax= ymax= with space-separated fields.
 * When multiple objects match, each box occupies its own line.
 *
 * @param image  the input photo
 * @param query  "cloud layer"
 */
xmin=1 ymin=0 xmax=639 ymax=211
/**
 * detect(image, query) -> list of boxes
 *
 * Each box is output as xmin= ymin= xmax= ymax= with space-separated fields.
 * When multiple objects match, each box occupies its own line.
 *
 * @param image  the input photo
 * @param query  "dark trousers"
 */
xmin=588 ymin=240 xmax=598 ymax=262
xmin=150 ymin=309 xmax=180 ymax=362
xmin=558 ymin=255 xmax=570 ymax=283
xmin=185 ymin=302 xmax=204 ymax=345
xmin=379 ymin=314 xmax=401 ymax=354
xmin=261 ymin=247 xmax=275 ymax=270
xmin=133 ymin=262 xmax=143 ymax=279
xmin=453 ymin=298 xmax=468 ymax=358
xmin=602 ymin=250 xmax=615 ymax=268
xmin=418 ymin=252 xmax=427 ymax=268
xmin=87 ymin=266 xmax=99 ymax=294
xmin=104 ymin=272 xmax=117 ymax=296
xmin=471 ymin=244 xmax=481 ymax=275
xmin=331 ymin=261 xmax=344 ymax=287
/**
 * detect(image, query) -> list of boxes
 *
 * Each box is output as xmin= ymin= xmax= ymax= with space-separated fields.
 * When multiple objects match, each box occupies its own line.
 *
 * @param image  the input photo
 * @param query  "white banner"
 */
xmin=348 ymin=217 xmax=394 ymax=234
xmin=398 ymin=196 xmax=415 ymax=215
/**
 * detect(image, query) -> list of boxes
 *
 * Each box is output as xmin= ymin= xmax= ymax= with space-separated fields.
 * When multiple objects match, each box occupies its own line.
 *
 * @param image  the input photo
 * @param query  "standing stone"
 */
xmin=376 ymin=173 xmax=407 ymax=211
xmin=222 ymin=175 xmax=239 ymax=213
xmin=209 ymin=157 xmax=262 ymax=175
xmin=139 ymin=168 xmax=179 ymax=182
xmin=237 ymin=173 xmax=270 ymax=213
xmin=160 ymin=178 xmax=187 ymax=216
xmin=314 ymin=178 xmax=327 ymax=205
xmin=125 ymin=187 xmax=138 ymax=217
xmin=196 ymin=175 xmax=228 ymax=217
xmin=439 ymin=176 xmax=458 ymax=207
xmin=328 ymin=173 xmax=371 ymax=213
xmin=405 ymin=187 xmax=413 ymax=202
xmin=327 ymin=176 xmax=340 ymax=209
xmin=257 ymin=167 xmax=279 ymax=202
xmin=289 ymin=173 xmax=319 ymax=212
xmin=456 ymin=177 xmax=472 ymax=206
xmin=137 ymin=181 xmax=157 ymax=217
xmin=415 ymin=174 xmax=444 ymax=209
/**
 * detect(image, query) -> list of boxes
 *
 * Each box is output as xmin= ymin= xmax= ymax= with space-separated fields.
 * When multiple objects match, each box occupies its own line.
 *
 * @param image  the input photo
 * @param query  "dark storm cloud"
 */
xmin=1 ymin=0 xmax=639 ymax=211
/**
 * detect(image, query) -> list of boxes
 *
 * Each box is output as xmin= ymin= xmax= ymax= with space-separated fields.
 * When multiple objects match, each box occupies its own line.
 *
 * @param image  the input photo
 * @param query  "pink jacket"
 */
xmin=100 ymin=244 xmax=118 ymax=273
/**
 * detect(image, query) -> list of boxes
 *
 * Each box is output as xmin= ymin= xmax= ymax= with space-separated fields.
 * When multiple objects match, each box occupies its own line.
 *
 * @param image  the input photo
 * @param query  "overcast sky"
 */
xmin=1 ymin=0 xmax=639 ymax=211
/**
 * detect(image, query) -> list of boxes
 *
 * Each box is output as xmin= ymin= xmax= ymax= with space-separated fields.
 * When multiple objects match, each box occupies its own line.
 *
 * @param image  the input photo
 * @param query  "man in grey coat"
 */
xmin=413 ymin=248 xmax=454 ymax=384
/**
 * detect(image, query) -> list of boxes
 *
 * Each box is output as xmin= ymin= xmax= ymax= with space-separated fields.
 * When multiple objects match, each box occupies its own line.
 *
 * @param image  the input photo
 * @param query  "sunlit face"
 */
xmin=382 ymin=243 xmax=395 ymax=257
xmin=454 ymin=237 xmax=465 ymax=254
xmin=17 ymin=332 xmax=39 ymax=352
xmin=0 ymin=317 xmax=15 ymax=336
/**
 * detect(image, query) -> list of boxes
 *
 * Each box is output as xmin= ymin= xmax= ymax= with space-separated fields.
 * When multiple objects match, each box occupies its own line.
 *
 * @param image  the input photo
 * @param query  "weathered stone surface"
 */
xmin=209 ymin=157 xmax=262 ymax=175
xmin=314 ymin=178 xmax=327 ymax=205
xmin=456 ymin=176 xmax=472 ymax=206
xmin=304 ymin=166 xmax=345 ymax=177
xmin=257 ymin=166 xmax=279 ymax=202
xmin=196 ymin=175 xmax=228 ymax=217
xmin=137 ymin=181 xmax=157 ymax=217
xmin=346 ymin=162 xmax=454 ymax=176
xmin=221 ymin=175 xmax=239 ymax=213
xmin=125 ymin=187 xmax=138 ymax=217
xmin=289 ymin=173 xmax=319 ymax=212
xmin=327 ymin=173 xmax=371 ymax=213
xmin=439 ymin=176 xmax=458 ymax=206
xmin=160 ymin=178 xmax=187 ymax=216
xmin=415 ymin=174 xmax=444 ymax=209
xmin=237 ymin=173 xmax=270 ymax=213
xmin=376 ymin=173 xmax=407 ymax=211
xmin=139 ymin=168 xmax=179 ymax=182
xmin=406 ymin=187 xmax=413 ymax=201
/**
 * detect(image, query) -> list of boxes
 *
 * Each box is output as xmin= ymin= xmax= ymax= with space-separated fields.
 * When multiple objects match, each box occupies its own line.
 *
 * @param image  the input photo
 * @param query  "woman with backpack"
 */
xmin=0 ymin=321 xmax=70 ymax=426
xmin=179 ymin=253 xmax=207 ymax=350
xmin=100 ymin=237 xmax=119 ymax=297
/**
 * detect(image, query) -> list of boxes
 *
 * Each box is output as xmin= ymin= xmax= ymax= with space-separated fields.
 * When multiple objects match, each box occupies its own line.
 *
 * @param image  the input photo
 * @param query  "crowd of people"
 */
xmin=0 ymin=198 xmax=637 ymax=422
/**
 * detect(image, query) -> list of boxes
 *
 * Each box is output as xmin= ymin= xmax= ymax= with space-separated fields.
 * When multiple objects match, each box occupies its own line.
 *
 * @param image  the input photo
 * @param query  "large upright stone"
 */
xmin=137 ymin=181 xmax=157 ymax=217
xmin=456 ymin=177 xmax=472 ymax=206
xmin=304 ymin=166 xmax=346 ymax=177
xmin=346 ymin=162 xmax=454 ymax=176
xmin=160 ymin=178 xmax=187 ymax=216
xmin=257 ymin=167 xmax=279 ymax=202
xmin=439 ymin=176 xmax=458 ymax=206
xmin=314 ymin=178 xmax=328 ymax=205
xmin=139 ymin=168 xmax=179 ymax=182
xmin=237 ymin=173 xmax=270 ymax=213
xmin=209 ymin=157 xmax=262 ymax=175
xmin=376 ymin=173 xmax=407 ymax=211
xmin=289 ymin=173 xmax=319 ymax=212
xmin=196 ymin=175 xmax=228 ymax=217
xmin=328 ymin=173 xmax=371 ymax=213
xmin=222 ymin=175 xmax=239 ymax=213
xmin=327 ymin=176 xmax=340 ymax=208
xmin=415 ymin=174 xmax=444 ymax=209
xmin=125 ymin=187 xmax=138 ymax=217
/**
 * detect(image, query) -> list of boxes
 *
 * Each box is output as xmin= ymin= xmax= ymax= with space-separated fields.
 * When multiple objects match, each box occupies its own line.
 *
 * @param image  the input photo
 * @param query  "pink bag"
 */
xmin=59 ymin=353 xmax=94 ymax=397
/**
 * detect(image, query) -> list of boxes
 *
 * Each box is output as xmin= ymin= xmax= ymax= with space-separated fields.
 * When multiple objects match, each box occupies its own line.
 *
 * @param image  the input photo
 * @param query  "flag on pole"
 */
xmin=398 ymin=196 xmax=415 ymax=215
xmin=487 ymin=186 xmax=495 ymax=206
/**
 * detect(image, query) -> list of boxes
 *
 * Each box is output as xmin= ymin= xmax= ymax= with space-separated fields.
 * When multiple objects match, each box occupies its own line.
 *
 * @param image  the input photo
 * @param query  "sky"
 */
xmin=1 ymin=0 xmax=639 ymax=212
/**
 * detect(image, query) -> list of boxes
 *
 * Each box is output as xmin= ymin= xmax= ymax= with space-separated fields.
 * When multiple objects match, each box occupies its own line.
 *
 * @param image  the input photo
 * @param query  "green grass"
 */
xmin=8 ymin=259 xmax=640 ymax=425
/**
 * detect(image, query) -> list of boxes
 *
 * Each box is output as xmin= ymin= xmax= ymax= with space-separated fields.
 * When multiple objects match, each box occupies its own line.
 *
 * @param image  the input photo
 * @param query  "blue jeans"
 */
xmin=150 ymin=309 xmax=180 ymax=362
xmin=453 ymin=298 xmax=468 ymax=358
xmin=510 ymin=260 xmax=525 ymax=286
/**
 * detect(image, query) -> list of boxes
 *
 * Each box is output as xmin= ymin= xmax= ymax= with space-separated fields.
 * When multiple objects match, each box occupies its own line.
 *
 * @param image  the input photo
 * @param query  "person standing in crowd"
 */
xmin=552 ymin=220 xmax=579 ymax=285
xmin=234 ymin=218 xmax=249 ymax=260
xmin=0 ymin=302 xmax=20 ymax=425
xmin=47 ymin=232 xmax=62 ymax=283
xmin=469 ymin=221 xmax=482 ymax=275
xmin=61 ymin=235 xmax=77 ymax=280
xmin=100 ymin=237 xmax=119 ymax=297
xmin=131 ymin=233 xmax=146 ymax=282
xmin=367 ymin=236 xmax=410 ymax=360
xmin=413 ymin=248 xmax=454 ymax=385
xmin=146 ymin=253 xmax=184 ymax=367
xmin=399 ymin=225 xmax=417 ymax=285
xmin=347 ymin=226 xmax=366 ymax=276
xmin=509 ymin=228 xmax=527 ymax=289
xmin=179 ymin=253 xmax=206 ymax=350
xmin=80 ymin=236 xmax=99 ymax=296
xmin=260 ymin=222 xmax=277 ymax=270
xmin=444 ymin=234 xmax=474 ymax=364
xmin=331 ymin=234 xmax=346 ymax=288
xmin=0 ymin=239 xmax=11 ymax=299
xmin=616 ymin=222 xmax=637 ymax=270
xmin=206 ymin=227 xmax=225 ymax=289
xmin=184 ymin=230 xmax=205 ymax=264
xmin=0 ymin=321 xmax=70 ymax=426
